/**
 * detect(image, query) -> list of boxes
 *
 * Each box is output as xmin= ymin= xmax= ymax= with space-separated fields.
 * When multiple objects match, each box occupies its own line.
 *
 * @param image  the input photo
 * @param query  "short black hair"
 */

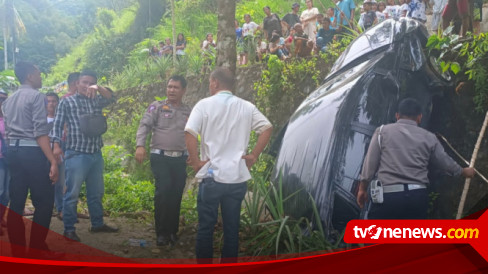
xmin=168 ymin=75 xmax=187 ymax=89
xmin=80 ymin=70 xmax=98 ymax=83
xmin=210 ymin=67 xmax=235 ymax=90
xmin=270 ymin=34 xmax=280 ymax=42
xmin=398 ymin=98 xmax=422 ymax=118
xmin=46 ymin=92 xmax=59 ymax=102
xmin=67 ymin=72 xmax=80 ymax=85
xmin=14 ymin=61 xmax=38 ymax=84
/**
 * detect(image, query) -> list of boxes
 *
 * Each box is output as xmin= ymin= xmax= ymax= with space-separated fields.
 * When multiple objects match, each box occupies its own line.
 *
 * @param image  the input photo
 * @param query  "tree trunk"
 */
xmin=3 ymin=19 xmax=7 ymax=70
xmin=9 ymin=0 xmax=15 ymax=66
xmin=2 ymin=2 xmax=8 ymax=70
xmin=171 ymin=0 xmax=176 ymax=64
xmin=215 ymin=0 xmax=236 ymax=74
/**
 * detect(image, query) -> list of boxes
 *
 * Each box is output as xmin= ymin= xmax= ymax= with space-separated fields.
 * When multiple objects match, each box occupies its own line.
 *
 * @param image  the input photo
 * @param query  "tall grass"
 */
xmin=242 ymin=172 xmax=342 ymax=257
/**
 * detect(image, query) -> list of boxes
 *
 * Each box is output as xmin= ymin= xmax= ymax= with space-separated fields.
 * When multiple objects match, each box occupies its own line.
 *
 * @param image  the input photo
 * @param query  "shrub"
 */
xmin=242 ymin=174 xmax=341 ymax=257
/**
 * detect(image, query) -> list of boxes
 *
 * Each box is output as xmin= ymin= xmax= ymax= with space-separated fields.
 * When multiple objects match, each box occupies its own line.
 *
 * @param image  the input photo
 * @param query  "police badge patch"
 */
xmin=147 ymin=105 xmax=156 ymax=113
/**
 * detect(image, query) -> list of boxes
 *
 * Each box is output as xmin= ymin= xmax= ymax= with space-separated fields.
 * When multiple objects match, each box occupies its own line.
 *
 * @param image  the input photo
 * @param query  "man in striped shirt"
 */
xmin=50 ymin=70 xmax=117 ymax=242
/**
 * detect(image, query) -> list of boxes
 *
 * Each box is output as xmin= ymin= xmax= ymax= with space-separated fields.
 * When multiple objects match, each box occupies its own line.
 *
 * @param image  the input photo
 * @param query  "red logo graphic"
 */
xmin=344 ymin=210 xmax=488 ymax=261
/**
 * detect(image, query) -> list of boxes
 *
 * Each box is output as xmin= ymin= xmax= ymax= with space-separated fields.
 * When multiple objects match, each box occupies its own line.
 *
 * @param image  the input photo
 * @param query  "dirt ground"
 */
xmin=1 ymin=198 xmax=199 ymax=262
xmin=46 ymin=213 xmax=198 ymax=260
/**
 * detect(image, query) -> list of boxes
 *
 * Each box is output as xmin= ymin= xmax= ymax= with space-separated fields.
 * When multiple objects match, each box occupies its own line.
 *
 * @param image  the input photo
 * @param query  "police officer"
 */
xmin=135 ymin=75 xmax=191 ymax=246
xmin=0 ymin=89 xmax=8 ymax=235
xmin=357 ymin=98 xmax=475 ymax=219
xmin=2 ymin=62 xmax=59 ymax=257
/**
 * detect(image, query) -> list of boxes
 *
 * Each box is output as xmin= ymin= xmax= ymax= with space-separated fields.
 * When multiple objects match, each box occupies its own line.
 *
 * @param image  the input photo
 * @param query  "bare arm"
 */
xmin=242 ymin=126 xmax=272 ymax=170
xmin=185 ymin=132 xmax=208 ymax=172
xmin=269 ymin=43 xmax=279 ymax=53
xmin=97 ymin=85 xmax=112 ymax=99
xmin=350 ymin=8 xmax=355 ymax=22
xmin=86 ymin=85 xmax=113 ymax=99
xmin=304 ymin=14 xmax=318 ymax=24
xmin=357 ymin=180 xmax=369 ymax=209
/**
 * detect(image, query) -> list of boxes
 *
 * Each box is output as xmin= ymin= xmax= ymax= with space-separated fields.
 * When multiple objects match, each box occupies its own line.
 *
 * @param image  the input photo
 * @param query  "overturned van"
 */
xmin=272 ymin=18 xmax=453 ymax=234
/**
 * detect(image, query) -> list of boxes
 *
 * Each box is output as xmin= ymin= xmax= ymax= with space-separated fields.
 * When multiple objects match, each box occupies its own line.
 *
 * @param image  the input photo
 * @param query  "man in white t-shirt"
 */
xmin=242 ymin=14 xmax=260 ymax=65
xmin=242 ymin=14 xmax=259 ymax=38
xmin=385 ymin=0 xmax=400 ymax=19
xmin=185 ymin=67 xmax=272 ymax=264
xmin=301 ymin=0 xmax=320 ymax=41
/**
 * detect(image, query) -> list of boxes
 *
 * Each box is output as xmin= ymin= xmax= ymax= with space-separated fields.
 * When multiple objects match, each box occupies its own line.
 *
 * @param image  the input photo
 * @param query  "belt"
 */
xmin=9 ymin=139 xmax=38 ymax=147
xmin=150 ymin=149 xmax=187 ymax=157
xmin=383 ymin=184 xmax=427 ymax=193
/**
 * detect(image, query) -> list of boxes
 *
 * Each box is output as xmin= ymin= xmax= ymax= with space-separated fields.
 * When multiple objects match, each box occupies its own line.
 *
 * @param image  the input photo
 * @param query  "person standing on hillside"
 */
xmin=185 ymin=67 xmax=272 ymax=263
xmin=335 ymin=0 xmax=356 ymax=32
xmin=175 ymin=33 xmax=187 ymax=59
xmin=301 ymin=0 xmax=320 ymax=42
xmin=50 ymin=70 xmax=117 ymax=242
xmin=263 ymin=6 xmax=282 ymax=41
xmin=282 ymin=3 xmax=301 ymax=36
xmin=430 ymin=0 xmax=447 ymax=32
xmin=242 ymin=14 xmax=260 ymax=65
xmin=3 ymin=62 xmax=59 ymax=258
xmin=135 ymin=75 xmax=191 ymax=246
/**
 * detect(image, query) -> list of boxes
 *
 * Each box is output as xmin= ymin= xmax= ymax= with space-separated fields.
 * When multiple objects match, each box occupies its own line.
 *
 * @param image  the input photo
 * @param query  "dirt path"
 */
xmin=7 ymin=197 xmax=199 ymax=261
xmin=46 ymin=214 xmax=198 ymax=260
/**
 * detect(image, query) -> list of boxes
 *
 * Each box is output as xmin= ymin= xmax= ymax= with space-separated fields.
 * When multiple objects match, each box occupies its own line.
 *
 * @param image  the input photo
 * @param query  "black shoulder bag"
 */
xmin=75 ymin=95 xmax=107 ymax=137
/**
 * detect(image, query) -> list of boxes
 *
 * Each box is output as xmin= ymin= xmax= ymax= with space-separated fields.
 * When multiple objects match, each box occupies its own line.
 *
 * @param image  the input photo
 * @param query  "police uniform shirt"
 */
xmin=136 ymin=100 xmax=191 ymax=151
xmin=360 ymin=119 xmax=463 ymax=186
xmin=2 ymin=85 xmax=51 ymax=140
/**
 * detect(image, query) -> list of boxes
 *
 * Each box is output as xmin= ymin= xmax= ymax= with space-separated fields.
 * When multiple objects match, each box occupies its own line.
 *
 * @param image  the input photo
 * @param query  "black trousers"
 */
xmin=150 ymin=153 xmax=187 ymax=236
xmin=368 ymin=188 xmax=429 ymax=219
xmin=7 ymin=146 xmax=54 ymax=253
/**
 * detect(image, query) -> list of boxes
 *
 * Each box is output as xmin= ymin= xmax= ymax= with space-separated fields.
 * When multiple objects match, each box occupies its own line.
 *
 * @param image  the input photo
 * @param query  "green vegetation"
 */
xmin=255 ymin=37 xmax=352 ymax=128
xmin=242 ymin=173 xmax=342 ymax=257
xmin=43 ymin=0 xmax=361 ymax=89
xmin=427 ymin=30 xmax=488 ymax=112
xmin=1 ymin=0 xmax=136 ymax=73
xmin=1 ymin=0 xmax=486 ymax=259
xmin=0 ymin=70 xmax=17 ymax=91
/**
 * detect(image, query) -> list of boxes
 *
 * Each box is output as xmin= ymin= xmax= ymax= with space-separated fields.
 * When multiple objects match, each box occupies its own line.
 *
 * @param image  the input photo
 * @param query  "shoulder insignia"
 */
xmin=147 ymin=105 xmax=156 ymax=113
xmin=162 ymin=105 xmax=170 ymax=111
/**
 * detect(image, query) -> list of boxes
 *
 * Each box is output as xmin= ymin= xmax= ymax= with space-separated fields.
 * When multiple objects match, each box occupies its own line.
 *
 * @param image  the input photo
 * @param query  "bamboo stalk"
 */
xmin=171 ymin=0 xmax=176 ymax=65
xmin=437 ymin=134 xmax=488 ymax=183
xmin=456 ymin=111 xmax=488 ymax=219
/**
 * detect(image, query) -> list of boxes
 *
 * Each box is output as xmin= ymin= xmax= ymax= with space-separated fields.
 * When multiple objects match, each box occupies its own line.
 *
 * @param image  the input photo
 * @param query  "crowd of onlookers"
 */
xmin=148 ymin=0 xmax=484 ymax=64
xmin=150 ymin=33 xmax=188 ymax=59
